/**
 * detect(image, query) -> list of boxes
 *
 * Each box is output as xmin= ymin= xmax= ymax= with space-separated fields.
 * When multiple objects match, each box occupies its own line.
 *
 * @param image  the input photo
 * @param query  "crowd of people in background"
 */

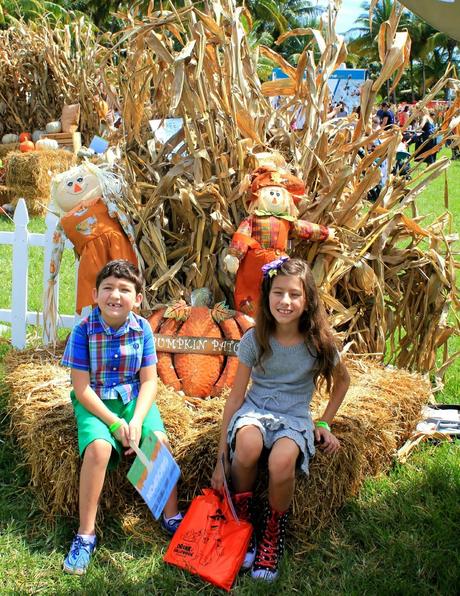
xmin=324 ymin=97 xmax=454 ymax=202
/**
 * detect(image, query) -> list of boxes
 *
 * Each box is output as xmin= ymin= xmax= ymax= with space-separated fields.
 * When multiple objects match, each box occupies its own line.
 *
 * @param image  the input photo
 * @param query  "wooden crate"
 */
xmin=41 ymin=132 xmax=81 ymax=154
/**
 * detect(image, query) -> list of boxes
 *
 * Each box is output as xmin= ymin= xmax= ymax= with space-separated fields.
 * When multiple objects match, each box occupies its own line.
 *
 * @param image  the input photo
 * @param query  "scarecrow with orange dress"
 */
xmin=45 ymin=162 xmax=141 ymax=340
xmin=224 ymin=166 xmax=333 ymax=316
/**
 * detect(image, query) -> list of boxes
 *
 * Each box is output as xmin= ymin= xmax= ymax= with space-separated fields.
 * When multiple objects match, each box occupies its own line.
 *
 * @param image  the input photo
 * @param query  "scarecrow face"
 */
xmin=257 ymin=185 xmax=292 ymax=214
xmin=52 ymin=166 xmax=102 ymax=213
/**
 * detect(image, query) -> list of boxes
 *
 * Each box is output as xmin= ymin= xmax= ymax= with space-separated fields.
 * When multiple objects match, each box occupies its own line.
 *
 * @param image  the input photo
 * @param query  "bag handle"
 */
xmin=220 ymin=454 xmax=240 ymax=523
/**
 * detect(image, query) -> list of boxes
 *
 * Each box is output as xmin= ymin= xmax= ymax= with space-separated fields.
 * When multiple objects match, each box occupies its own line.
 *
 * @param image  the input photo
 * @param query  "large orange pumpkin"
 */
xmin=148 ymin=297 xmax=254 ymax=398
xmin=19 ymin=132 xmax=32 ymax=143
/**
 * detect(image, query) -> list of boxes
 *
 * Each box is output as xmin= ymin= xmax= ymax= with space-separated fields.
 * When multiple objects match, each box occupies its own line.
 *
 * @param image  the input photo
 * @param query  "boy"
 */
xmin=62 ymin=259 xmax=182 ymax=575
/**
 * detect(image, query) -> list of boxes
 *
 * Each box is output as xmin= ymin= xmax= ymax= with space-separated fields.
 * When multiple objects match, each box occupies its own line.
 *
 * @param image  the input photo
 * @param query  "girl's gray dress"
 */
xmin=227 ymin=328 xmax=319 ymax=474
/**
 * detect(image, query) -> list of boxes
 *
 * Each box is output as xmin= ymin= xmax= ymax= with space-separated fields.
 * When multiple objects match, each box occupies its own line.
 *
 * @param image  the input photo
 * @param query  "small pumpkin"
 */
xmin=19 ymin=132 xmax=32 ymax=143
xmin=35 ymin=138 xmax=59 ymax=151
xmin=148 ymin=291 xmax=254 ymax=398
xmin=2 ymin=133 xmax=19 ymax=144
xmin=45 ymin=121 xmax=62 ymax=134
xmin=19 ymin=140 xmax=35 ymax=152
xmin=32 ymin=130 xmax=45 ymax=143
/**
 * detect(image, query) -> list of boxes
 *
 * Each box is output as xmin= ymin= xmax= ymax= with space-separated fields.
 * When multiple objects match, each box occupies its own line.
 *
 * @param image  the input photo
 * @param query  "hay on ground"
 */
xmin=5 ymin=349 xmax=431 ymax=541
xmin=5 ymin=150 xmax=76 ymax=215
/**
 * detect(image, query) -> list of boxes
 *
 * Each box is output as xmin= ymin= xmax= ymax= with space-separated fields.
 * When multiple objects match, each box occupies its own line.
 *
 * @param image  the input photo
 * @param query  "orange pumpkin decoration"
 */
xmin=19 ymin=140 xmax=35 ymax=152
xmin=148 ymin=292 xmax=254 ymax=398
xmin=19 ymin=132 xmax=32 ymax=143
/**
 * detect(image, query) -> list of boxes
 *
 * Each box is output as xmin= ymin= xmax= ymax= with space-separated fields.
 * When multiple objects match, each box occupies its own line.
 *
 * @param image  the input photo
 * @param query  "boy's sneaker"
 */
xmin=63 ymin=535 xmax=97 ymax=575
xmin=161 ymin=512 xmax=183 ymax=535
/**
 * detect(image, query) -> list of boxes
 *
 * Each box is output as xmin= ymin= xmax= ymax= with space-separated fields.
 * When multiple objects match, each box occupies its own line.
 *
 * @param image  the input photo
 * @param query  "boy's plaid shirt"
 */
xmin=62 ymin=307 xmax=157 ymax=404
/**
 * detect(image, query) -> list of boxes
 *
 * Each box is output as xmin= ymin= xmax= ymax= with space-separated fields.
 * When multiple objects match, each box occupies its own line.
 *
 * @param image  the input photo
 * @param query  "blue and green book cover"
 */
xmin=127 ymin=431 xmax=180 ymax=520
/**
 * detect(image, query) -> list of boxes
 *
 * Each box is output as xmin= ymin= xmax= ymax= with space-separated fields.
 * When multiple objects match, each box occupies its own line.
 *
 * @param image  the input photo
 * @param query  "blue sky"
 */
xmin=317 ymin=1 xmax=365 ymax=35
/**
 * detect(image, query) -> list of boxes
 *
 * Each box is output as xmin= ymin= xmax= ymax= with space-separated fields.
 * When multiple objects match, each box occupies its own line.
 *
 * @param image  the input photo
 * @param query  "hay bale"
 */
xmin=0 ymin=185 xmax=9 ymax=205
xmin=5 ymin=349 xmax=431 ymax=540
xmin=5 ymin=150 xmax=76 ymax=215
xmin=0 ymin=142 xmax=19 ymax=159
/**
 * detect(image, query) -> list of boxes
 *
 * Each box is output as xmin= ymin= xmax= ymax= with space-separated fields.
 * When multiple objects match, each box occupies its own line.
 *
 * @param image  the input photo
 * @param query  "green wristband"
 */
xmin=109 ymin=418 xmax=123 ymax=435
xmin=315 ymin=420 xmax=331 ymax=432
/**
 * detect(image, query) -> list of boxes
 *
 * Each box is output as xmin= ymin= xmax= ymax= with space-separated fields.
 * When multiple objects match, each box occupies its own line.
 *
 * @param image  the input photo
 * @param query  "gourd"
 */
xmin=32 ymin=130 xmax=45 ymax=143
xmin=148 ymin=295 xmax=254 ymax=398
xmin=19 ymin=132 xmax=32 ymax=143
xmin=35 ymin=138 xmax=59 ymax=151
xmin=45 ymin=121 xmax=62 ymax=134
xmin=19 ymin=140 xmax=35 ymax=152
xmin=2 ymin=134 xmax=19 ymax=144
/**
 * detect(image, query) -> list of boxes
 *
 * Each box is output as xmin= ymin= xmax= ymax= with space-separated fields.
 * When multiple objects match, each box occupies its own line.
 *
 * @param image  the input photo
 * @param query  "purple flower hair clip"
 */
xmin=261 ymin=256 xmax=289 ymax=279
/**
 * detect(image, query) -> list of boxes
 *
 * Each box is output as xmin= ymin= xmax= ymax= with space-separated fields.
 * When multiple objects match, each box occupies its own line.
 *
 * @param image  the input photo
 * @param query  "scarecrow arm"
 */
xmin=104 ymin=196 xmax=143 ymax=271
xmin=44 ymin=222 xmax=67 ymax=343
xmin=293 ymin=219 xmax=331 ymax=242
xmin=227 ymin=216 xmax=256 ymax=260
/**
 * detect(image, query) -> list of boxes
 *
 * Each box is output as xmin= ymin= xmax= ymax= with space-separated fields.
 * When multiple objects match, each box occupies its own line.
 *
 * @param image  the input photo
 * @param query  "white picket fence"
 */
xmin=0 ymin=198 xmax=79 ymax=348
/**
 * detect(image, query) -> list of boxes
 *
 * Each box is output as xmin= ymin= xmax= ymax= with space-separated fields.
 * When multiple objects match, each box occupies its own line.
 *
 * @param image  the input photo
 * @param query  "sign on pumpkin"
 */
xmin=154 ymin=334 xmax=239 ymax=356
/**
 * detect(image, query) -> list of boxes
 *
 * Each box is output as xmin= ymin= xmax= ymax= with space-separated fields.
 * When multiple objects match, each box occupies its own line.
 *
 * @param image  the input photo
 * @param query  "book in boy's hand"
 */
xmin=127 ymin=431 xmax=180 ymax=520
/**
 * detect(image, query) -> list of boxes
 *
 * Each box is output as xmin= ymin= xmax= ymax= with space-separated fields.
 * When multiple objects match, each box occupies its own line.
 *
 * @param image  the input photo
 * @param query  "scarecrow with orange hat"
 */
xmin=224 ymin=165 xmax=333 ymax=316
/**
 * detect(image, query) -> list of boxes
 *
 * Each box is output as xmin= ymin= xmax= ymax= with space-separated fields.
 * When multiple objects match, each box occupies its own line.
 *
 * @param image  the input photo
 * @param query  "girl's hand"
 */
xmin=314 ymin=426 xmax=340 ymax=454
xmin=113 ymin=419 xmax=130 ymax=448
xmin=125 ymin=416 xmax=142 ymax=455
xmin=211 ymin=457 xmax=229 ymax=492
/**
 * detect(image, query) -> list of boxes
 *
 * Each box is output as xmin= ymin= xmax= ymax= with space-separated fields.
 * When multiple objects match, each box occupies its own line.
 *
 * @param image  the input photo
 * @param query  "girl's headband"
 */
xmin=261 ymin=256 xmax=289 ymax=279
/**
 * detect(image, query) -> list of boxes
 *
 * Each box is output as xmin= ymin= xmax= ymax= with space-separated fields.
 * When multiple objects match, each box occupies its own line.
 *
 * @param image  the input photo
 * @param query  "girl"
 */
xmin=211 ymin=256 xmax=350 ymax=582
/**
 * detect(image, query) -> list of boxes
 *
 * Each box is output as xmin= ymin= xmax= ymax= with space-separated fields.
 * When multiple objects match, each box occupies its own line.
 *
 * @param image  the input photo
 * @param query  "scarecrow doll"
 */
xmin=45 ymin=162 xmax=141 ymax=339
xmin=224 ymin=165 xmax=333 ymax=315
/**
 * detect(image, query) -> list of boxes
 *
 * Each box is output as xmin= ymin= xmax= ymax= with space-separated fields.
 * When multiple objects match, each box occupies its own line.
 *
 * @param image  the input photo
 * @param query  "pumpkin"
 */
xmin=45 ymin=121 xmax=62 ymax=134
xmin=19 ymin=132 xmax=32 ymax=143
xmin=19 ymin=140 xmax=35 ymax=152
xmin=148 ymin=292 xmax=254 ymax=398
xmin=2 ymin=133 xmax=19 ymax=144
xmin=35 ymin=138 xmax=59 ymax=151
xmin=32 ymin=130 xmax=45 ymax=143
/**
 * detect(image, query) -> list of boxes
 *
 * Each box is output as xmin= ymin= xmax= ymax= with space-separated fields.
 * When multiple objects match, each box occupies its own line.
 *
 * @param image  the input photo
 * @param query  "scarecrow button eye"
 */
xmin=133 ymin=343 xmax=139 ymax=349
xmin=270 ymin=191 xmax=275 ymax=196
xmin=67 ymin=181 xmax=73 ymax=187
xmin=77 ymin=177 xmax=83 ymax=183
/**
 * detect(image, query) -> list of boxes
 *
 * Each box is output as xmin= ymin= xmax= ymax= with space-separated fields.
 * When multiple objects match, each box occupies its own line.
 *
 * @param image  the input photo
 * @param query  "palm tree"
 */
xmin=405 ymin=14 xmax=438 ymax=98
xmin=245 ymin=0 xmax=321 ymax=38
xmin=0 ymin=0 xmax=75 ymax=26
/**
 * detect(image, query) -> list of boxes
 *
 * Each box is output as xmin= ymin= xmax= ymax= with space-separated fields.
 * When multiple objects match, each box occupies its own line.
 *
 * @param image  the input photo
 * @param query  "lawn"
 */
xmin=0 ymin=153 xmax=458 ymax=594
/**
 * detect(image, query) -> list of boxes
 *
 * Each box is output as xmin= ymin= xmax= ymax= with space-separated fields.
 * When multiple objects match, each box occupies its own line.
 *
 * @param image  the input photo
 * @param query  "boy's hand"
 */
xmin=314 ymin=426 xmax=340 ymax=454
xmin=112 ymin=419 xmax=130 ymax=448
xmin=125 ymin=416 xmax=142 ymax=455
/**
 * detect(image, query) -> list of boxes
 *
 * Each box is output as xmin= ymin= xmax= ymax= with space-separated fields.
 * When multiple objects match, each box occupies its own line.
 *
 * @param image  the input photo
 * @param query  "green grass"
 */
xmin=403 ymin=149 xmax=460 ymax=403
xmin=0 ymin=159 xmax=458 ymax=594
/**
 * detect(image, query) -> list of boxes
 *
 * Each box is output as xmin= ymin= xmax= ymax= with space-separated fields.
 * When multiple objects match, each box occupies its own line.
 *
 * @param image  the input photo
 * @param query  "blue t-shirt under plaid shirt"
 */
xmin=62 ymin=306 xmax=157 ymax=404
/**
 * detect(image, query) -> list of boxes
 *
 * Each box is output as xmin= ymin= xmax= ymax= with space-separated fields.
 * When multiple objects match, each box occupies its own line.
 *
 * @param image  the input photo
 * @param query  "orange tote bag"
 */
xmin=163 ymin=488 xmax=252 ymax=591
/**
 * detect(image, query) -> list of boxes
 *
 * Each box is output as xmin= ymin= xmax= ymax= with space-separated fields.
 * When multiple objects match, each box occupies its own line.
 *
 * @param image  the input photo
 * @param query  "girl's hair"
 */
xmin=255 ymin=258 xmax=338 ymax=392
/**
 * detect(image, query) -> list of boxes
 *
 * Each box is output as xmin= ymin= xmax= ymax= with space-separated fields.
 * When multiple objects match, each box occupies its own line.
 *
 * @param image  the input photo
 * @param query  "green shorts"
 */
xmin=71 ymin=390 xmax=166 ymax=469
